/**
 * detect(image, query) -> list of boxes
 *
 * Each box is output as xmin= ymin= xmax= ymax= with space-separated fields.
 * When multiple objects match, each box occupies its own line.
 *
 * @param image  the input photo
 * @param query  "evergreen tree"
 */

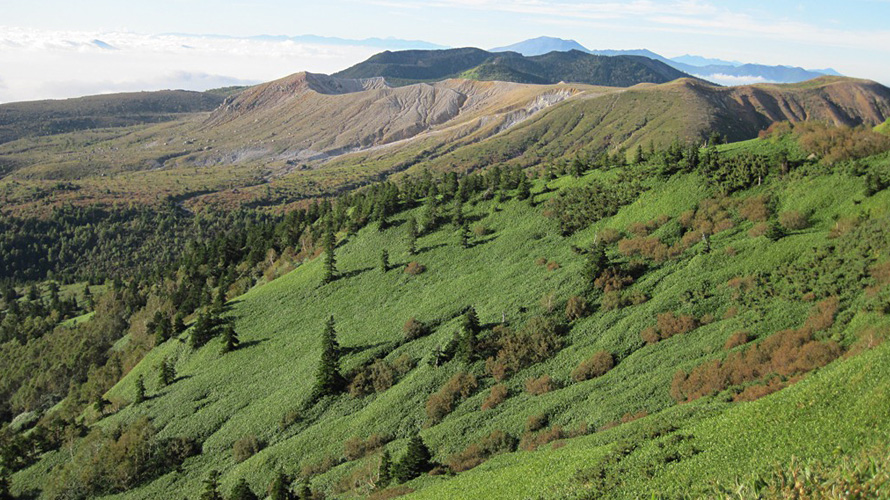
xmin=134 ymin=375 xmax=146 ymax=404
xmin=451 ymin=199 xmax=464 ymax=228
xmin=516 ymin=174 xmax=532 ymax=200
xmin=190 ymin=311 xmax=217 ymax=348
xmin=313 ymin=316 xmax=343 ymax=398
xmin=765 ymin=220 xmax=786 ymax=241
xmin=584 ymin=244 xmax=608 ymax=283
xmin=322 ymin=225 xmax=337 ymax=284
xmin=269 ymin=472 xmax=292 ymax=500
xmin=229 ymin=478 xmax=258 ymax=500
xmin=158 ymin=357 xmax=176 ymax=387
xmin=406 ymin=218 xmax=418 ymax=255
xmin=571 ymin=156 xmax=586 ymax=177
xmin=201 ymin=470 xmax=224 ymax=500
xmin=93 ymin=395 xmax=109 ymax=415
xmin=633 ymin=144 xmax=645 ymax=164
xmin=394 ymin=435 xmax=433 ymax=482
xmin=220 ymin=324 xmax=240 ymax=354
xmin=457 ymin=307 xmax=480 ymax=363
xmin=379 ymin=249 xmax=389 ymax=273
xmin=459 ymin=222 xmax=470 ymax=249
xmin=82 ymin=285 xmax=94 ymax=310
xmin=173 ymin=311 xmax=187 ymax=335
xmin=377 ymin=449 xmax=393 ymax=488
xmin=154 ymin=315 xmax=173 ymax=345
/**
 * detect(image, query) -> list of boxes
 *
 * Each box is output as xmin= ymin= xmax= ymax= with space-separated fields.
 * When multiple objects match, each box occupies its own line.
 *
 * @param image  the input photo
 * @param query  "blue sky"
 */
xmin=1 ymin=0 xmax=888 ymax=102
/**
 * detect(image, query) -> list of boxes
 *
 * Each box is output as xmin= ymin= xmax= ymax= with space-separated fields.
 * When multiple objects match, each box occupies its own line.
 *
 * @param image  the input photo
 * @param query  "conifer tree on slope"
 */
xmin=313 ymin=316 xmax=344 ymax=399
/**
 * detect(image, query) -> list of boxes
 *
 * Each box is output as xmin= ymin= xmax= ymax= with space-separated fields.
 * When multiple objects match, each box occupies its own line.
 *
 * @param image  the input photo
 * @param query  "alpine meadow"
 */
xmin=2 ymin=4 xmax=890 ymax=500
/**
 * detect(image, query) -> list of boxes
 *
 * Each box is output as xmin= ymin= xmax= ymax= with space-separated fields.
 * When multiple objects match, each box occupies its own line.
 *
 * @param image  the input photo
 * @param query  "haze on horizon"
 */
xmin=1 ymin=0 xmax=888 ymax=104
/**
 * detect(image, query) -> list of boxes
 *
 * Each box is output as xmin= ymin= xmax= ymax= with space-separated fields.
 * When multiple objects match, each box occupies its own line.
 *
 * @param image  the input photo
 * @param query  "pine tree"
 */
xmin=322 ymin=225 xmax=337 ymax=284
xmin=134 ymin=375 xmax=146 ymax=404
xmin=313 ymin=316 xmax=343 ymax=399
xmin=190 ymin=311 xmax=217 ymax=348
xmin=516 ymin=174 xmax=531 ymax=200
xmin=173 ymin=311 xmax=187 ymax=335
xmin=220 ymin=324 xmax=240 ymax=354
xmin=633 ymin=144 xmax=645 ymax=164
xmin=451 ymin=199 xmax=464 ymax=228
xmin=377 ymin=449 xmax=393 ymax=488
xmin=82 ymin=285 xmax=94 ymax=310
xmin=379 ymin=249 xmax=389 ymax=273
xmin=158 ymin=357 xmax=176 ymax=387
xmin=269 ymin=472 xmax=292 ymax=500
xmin=584 ymin=244 xmax=608 ymax=283
xmin=394 ymin=435 xmax=433 ymax=482
xmin=154 ymin=315 xmax=172 ymax=345
xmin=459 ymin=222 xmax=470 ymax=249
xmin=457 ymin=307 xmax=480 ymax=363
xmin=201 ymin=470 xmax=224 ymax=500
xmin=229 ymin=478 xmax=258 ymax=500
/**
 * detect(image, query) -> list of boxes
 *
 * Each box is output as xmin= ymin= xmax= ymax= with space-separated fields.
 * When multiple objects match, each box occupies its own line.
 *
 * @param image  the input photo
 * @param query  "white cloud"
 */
xmin=0 ymin=27 xmax=381 ymax=103
xmin=694 ymin=73 xmax=770 ymax=86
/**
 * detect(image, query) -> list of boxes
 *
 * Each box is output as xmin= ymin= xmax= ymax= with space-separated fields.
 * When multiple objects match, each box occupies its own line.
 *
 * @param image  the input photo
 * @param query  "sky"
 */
xmin=1 ymin=0 xmax=888 ymax=103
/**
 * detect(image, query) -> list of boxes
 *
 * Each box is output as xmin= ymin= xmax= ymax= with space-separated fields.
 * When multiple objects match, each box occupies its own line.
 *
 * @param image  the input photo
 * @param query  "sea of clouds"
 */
xmin=0 ymin=27 xmax=382 ymax=103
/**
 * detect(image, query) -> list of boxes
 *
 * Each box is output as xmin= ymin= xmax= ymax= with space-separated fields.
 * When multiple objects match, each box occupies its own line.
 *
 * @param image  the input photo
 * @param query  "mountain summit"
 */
xmin=490 ymin=36 xmax=590 ymax=56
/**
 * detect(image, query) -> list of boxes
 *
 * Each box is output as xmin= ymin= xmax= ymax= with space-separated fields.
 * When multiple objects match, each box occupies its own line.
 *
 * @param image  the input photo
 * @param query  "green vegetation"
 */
xmin=2 ymin=120 xmax=890 ymax=499
xmin=334 ymin=47 xmax=690 ymax=87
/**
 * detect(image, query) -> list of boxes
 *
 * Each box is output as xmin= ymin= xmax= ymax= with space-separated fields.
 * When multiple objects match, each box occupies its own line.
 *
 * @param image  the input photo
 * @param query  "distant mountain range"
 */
xmin=490 ymin=36 xmax=841 ymax=84
xmin=333 ymin=47 xmax=691 ymax=87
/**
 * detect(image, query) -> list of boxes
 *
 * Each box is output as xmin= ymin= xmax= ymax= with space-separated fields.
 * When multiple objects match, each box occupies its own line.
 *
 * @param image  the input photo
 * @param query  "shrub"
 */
xmin=598 ymin=228 xmax=622 ymax=244
xmin=671 ymin=298 xmax=842 ymax=403
xmin=279 ymin=409 xmax=302 ymax=431
xmin=519 ymin=426 xmax=564 ymax=451
xmin=447 ymin=430 xmax=517 ymax=473
xmin=534 ymin=257 xmax=548 ymax=266
xmin=525 ymin=374 xmax=556 ymax=395
xmin=343 ymin=434 xmax=389 ymax=461
xmin=526 ymin=413 xmax=549 ymax=432
xmin=233 ymin=434 xmax=264 ymax=463
xmin=740 ymin=196 xmax=770 ymax=222
xmin=571 ymin=351 xmax=614 ymax=382
xmin=594 ymin=267 xmax=634 ymax=292
xmin=748 ymin=222 xmax=769 ymax=238
xmin=481 ymin=384 xmax=508 ymax=411
xmin=403 ymin=317 xmax=428 ymax=341
xmin=485 ymin=317 xmax=564 ymax=380
xmin=546 ymin=261 xmax=561 ymax=271
xmin=656 ymin=312 xmax=698 ymax=339
xmin=565 ymin=296 xmax=590 ymax=321
xmin=425 ymin=372 xmax=478 ymax=423
xmin=473 ymin=224 xmax=492 ymax=237
xmin=404 ymin=262 xmax=425 ymax=275
xmin=778 ymin=210 xmax=809 ymax=230
xmin=724 ymin=331 xmax=751 ymax=350
xmin=641 ymin=326 xmax=660 ymax=345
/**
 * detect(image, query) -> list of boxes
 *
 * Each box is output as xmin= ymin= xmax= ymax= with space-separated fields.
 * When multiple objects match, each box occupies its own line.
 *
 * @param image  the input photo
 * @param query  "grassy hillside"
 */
xmin=0 ymin=90 xmax=224 ymax=145
xmin=9 ymin=134 xmax=890 ymax=499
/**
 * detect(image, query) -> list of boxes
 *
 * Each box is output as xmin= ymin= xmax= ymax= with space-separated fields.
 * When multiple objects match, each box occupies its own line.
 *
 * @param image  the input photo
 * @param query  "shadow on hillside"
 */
xmin=418 ymin=243 xmax=446 ymax=254
xmin=340 ymin=266 xmax=374 ymax=279
xmin=469 ymin=234 xmax=497 ymax=248
xmin=342 ymin=340 xmax=392 ymax=355
xmin=238 ymin=338 xmax=268 ymax=350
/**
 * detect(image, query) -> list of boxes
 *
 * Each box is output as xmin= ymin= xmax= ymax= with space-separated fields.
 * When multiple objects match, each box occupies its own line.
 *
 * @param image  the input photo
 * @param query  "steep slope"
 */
xmin=10 ymin=139 xmax=890 ymax=498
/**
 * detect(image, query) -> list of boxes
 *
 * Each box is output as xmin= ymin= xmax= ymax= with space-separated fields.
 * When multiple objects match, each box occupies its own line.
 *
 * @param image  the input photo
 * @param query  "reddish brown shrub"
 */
xmin=656 ymin=312 xmax=698 ymax=339
xmin=724 ymin=331 xmax=751 ymax=350
xmin=534 ymin=257 xmax=548 ymax=266
xmin=571 ymin=351 xmax=614 ymax=382
xmin=871 ymin=262 xmax=890 ymax=285
xmin=447 ymin=430 xmax=517 ymax=472
xmin=601 ymin=291 xmax=624 ymax=311
xmin=403 ymin=317 xmax=428 ymax=341
xmin=481 ymin=384 xmax=508 ymax=410
xmin=519 ymin=426 xmax=564 ymax=451
xmin=748 ymin=222 xmax=769 ymax=238
xmin=779 ymin=211 xmax=809 ymax=231
xmin=546 ymin=261 xmax=561 ymax=271
xmin=671 ymin=299 xmax=843 ymax=403
xmin=348 ymin=358 xmax=399 ymax=397
xmin=640 ymin=326 xmax=660 ymax=345
xmin=565 ymin=296 xmax=590 ymax=321
xmin=829 ymin=217 xmax=859 ymax=239
xmin=723 ymin=306 xmax=739 ymax=319
xmin=404 ymin=261 xmax=425 ymax=275
xmin=486 ymin=317 xmax=563 ymax=380
xmin=740 ymin=196 xmax=771 ymax=222
xmin=426 ymin=372 xmax=478 ymax=423
xmin=233 ymin=434 xmax=263 ymax=463
xmin=725 ymin=246 xmax=738 ymax=256
xmin=343 ymin=434 xmax=390 ymax=461
xmin=525 ymin=374 xmax=556 ymax=395
xmin=618 ymin=236 xmax=670 ymax=262
xmin=594 ymin=267 xmax=634 ymax=292
xmin=368 ymin=486 xmax=414 ymax=500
